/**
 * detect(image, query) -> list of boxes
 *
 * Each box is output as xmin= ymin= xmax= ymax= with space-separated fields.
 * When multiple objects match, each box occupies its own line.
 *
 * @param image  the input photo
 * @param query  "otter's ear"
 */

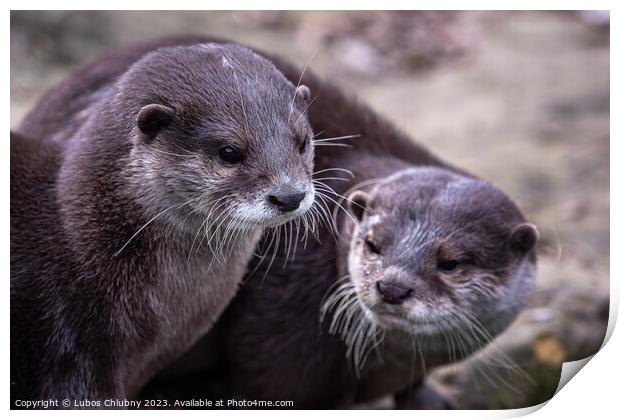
xmin=136 ymin=104 xmax=175 ymax=140
xmin=296 ymin=85 xmax=311 ymax=103
xmin=348 ymin=190 xmax=369 ymax=221
xmin=510 ymin=223 xmax=539 ymax=254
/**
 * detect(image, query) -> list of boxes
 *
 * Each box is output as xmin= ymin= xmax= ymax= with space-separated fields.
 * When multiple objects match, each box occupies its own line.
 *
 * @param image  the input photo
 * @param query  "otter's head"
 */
xmin=115 ymin=43 xmax=315 ymax=232
xmin=345 ymin=167 xmax=537 ymax=351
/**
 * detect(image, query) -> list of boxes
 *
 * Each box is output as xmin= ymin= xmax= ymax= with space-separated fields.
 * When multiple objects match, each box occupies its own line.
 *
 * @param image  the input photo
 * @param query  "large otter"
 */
xmin=11 ymin=42 xmax=316 ymax=405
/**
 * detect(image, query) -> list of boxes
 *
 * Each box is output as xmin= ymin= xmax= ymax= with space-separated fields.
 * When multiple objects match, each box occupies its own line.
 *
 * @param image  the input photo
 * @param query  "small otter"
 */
xmin=336 ymin=167 xmax=537 ymax=404
xmin=11 ymin=42 xmax=316 ymax=405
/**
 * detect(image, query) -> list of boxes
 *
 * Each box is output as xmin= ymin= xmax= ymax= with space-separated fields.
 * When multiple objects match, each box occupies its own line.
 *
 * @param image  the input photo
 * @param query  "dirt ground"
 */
xmin=10 ymin=11 xmax=610 ymax=409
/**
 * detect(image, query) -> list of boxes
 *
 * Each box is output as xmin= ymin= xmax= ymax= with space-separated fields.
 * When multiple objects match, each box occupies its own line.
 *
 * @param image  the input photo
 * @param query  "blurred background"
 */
xmin=10 ymin=10 xmax=610 ymax=409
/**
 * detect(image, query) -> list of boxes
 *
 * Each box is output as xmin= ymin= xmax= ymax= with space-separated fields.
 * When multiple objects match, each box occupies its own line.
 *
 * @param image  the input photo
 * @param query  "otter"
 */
xmin=11 ymin=42 xmax=316 ymax=405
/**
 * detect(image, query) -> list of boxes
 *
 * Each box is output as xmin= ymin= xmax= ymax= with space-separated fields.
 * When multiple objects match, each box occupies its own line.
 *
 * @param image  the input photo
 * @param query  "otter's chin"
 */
xmin=235 ymin=205 xmax=314 ymax=230
xmin=228 ymin=188 xmax=315 ymax=229
xmin=372 ymin=312 xmax=443 ymax=336
xmin=361 ymin=302 xmax=454 ymax=337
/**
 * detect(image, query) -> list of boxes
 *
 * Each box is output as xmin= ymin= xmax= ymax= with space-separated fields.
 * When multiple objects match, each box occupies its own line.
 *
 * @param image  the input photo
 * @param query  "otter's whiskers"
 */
xmin=320 ymin=276 xmax=385 ymax=377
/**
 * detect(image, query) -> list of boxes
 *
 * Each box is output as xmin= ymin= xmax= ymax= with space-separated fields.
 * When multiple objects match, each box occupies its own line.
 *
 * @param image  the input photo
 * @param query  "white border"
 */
xmin=4 ymin=1 xmax=615 ymax=418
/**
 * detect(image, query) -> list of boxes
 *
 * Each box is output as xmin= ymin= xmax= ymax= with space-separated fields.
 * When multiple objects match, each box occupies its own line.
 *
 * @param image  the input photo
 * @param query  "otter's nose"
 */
xmin=376 ymin=281 xmax=413 ymax=305
xmin=268 ymin=190 xmax=306 ymax=212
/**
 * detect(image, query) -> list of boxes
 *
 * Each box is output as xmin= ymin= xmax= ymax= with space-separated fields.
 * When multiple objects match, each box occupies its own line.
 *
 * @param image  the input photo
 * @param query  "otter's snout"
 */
xmin=268 ymin=187 xmax=306 ymax=212
xmin=376 ymin=280 xmax=413 ymax=305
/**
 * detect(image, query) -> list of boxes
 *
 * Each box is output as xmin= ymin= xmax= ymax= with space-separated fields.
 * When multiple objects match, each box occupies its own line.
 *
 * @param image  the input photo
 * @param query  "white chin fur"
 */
xmin=371 ymin=312 xmax=444 ymax=336
xmin=230 ymin=187 xmax=315 ymax=229
xmin=358 ymin=297 xmax=452 ymax=337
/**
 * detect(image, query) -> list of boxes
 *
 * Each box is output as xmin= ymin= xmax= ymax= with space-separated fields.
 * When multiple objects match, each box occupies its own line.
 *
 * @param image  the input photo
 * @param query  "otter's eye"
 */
xmin=437 ymin=260 xmax=459 ymax=272
xmin=219 ymin=146 xmax=244 ymax=164
xmin=364 ymin=238 xmax=380 ymax=255
xmin=299 ymin=137 xmax=308 ymax=154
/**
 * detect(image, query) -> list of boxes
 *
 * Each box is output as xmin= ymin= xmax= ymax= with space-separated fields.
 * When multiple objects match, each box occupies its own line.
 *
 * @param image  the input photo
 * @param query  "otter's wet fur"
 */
xmin=11 ymin=41 xmax=316 ymax=405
